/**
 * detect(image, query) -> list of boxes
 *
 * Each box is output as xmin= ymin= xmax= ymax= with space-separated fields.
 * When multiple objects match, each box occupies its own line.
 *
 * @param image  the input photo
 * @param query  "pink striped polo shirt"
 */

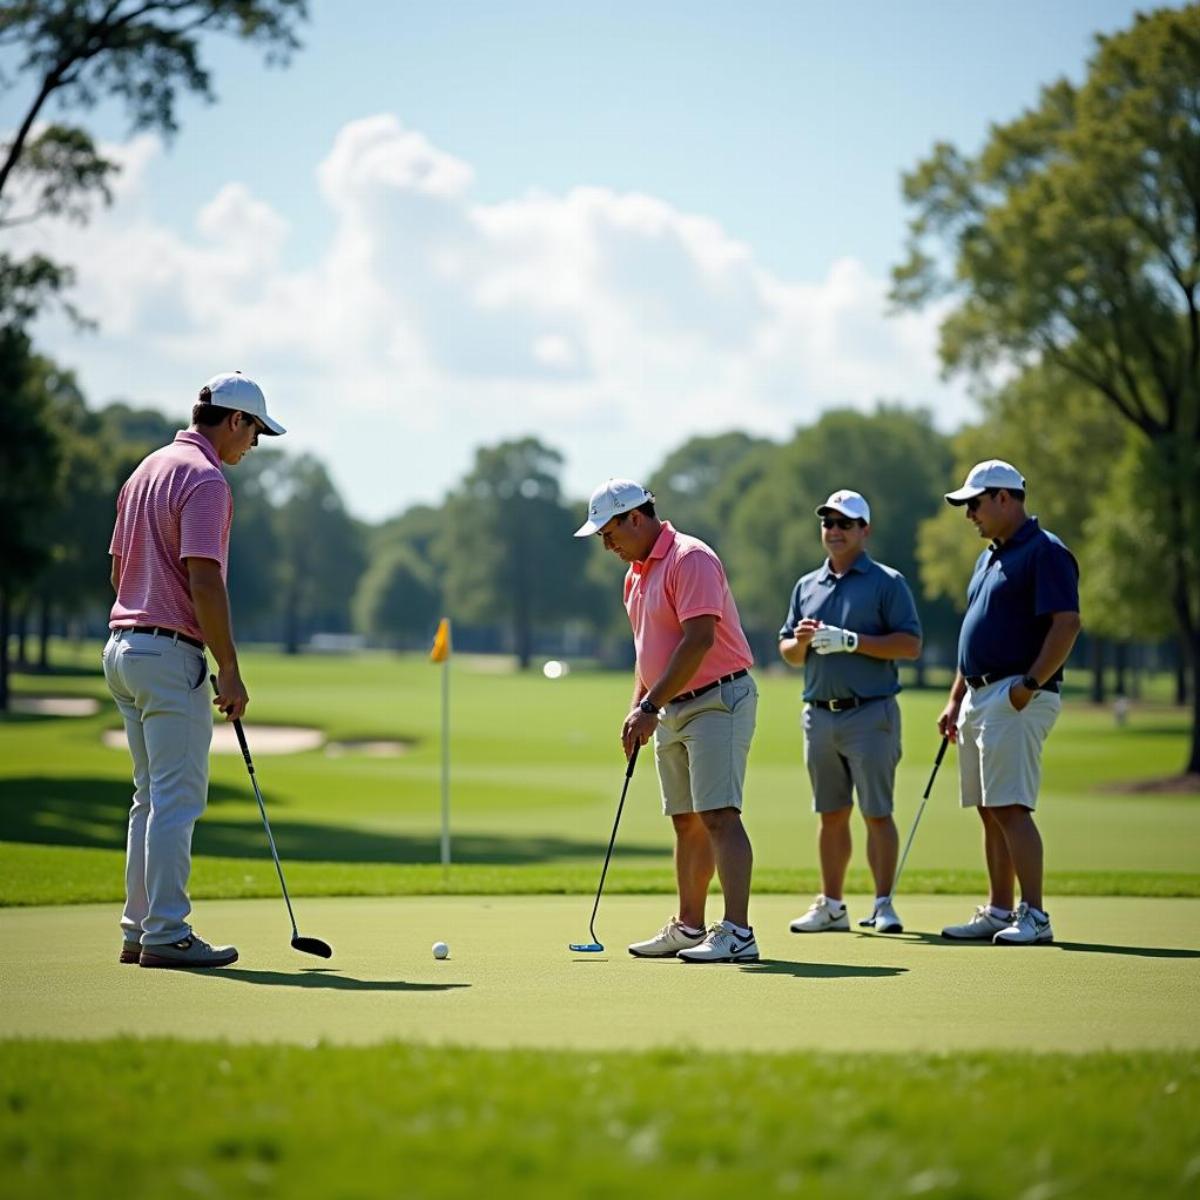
xmin=108 ymin=431 xmax=233 ymax=643
xmin=623 ymin=522 xmax=754 ymax=697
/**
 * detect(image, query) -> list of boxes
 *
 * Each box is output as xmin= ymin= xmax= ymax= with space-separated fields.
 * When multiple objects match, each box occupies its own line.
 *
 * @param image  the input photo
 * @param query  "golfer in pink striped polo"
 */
xmin=103 ymin=372 xmax=285 ymax=970
xmin=575 ymin=479 xmax=759 ymax=963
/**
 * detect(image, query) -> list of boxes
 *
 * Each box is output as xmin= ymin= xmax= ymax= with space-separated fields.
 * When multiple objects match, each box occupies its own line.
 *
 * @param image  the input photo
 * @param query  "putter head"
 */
xmin=292 ymin=935 xmax=333 ymax=959
xmin=569 ymin=942 xmax=604 ymax=953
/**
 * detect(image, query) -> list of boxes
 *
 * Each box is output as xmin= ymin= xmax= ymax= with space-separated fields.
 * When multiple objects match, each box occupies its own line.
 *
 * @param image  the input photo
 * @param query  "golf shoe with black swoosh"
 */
xmin=677 ymin=921 xmax=759 ymax=963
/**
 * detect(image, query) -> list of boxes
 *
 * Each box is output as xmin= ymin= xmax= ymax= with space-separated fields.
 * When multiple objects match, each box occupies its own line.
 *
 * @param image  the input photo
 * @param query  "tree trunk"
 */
xmin=1177 ymin=638 xmax=1189 ymax=707
xmin=37 ymin=595 xmax=51 ymax=670
xmin=1090 ymin=636 xmax=1106 ymax=705
xmin=1187 ymin=628 xmax=1200 ymax=776
xmin=0 ymin=587 xmax=10 ymax=711
xmin=1114 ymin=641 xmax=1128 ymax=697
xmin=914 ymin=656 xmax=927 ymax=688
xmin=14 ymin=605 xmax=28 ymax=668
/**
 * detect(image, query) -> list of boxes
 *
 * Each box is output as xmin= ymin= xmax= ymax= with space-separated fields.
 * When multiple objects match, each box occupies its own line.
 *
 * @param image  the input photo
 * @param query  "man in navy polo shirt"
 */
xmin=779 ymin=489 xmax=923 ymax=936
xmin=936 ymin=460 xmax=1081 ymax=946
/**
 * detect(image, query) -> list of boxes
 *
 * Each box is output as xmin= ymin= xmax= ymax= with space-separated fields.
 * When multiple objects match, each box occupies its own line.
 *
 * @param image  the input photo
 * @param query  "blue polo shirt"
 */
xmin=778 ymin=552 xmax=922 ymax=702
xmin=957 ymin=517 xmax=1079 ymax=685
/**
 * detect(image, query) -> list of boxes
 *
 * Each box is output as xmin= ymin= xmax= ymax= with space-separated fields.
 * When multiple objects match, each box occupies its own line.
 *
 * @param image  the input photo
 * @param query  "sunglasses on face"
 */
xmin=965 ymin=489 xmax=1000 ymax=513
xmin=820 ymin=517 xmax=860 ymax=531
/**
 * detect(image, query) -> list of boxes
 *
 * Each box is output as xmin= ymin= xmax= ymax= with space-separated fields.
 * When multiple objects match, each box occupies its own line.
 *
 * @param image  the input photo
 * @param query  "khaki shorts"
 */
xmin=654 ymin=675 xmax=758 ymax=816
xmin=957 ymin=676 xmax=1061 ymax=810
xmin=803 ymin=696 xmax=901 ymax=818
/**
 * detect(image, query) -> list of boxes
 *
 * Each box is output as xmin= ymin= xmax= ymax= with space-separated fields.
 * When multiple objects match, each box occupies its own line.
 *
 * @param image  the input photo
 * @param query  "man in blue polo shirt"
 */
xmin=936 ymin=460 xmax=1081 ymax=946
xmin=779 ymin=489 xmax=923 ymax=935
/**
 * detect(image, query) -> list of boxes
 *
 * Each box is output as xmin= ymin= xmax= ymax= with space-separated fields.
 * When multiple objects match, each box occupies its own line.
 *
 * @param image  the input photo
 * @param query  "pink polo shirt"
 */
xmin=108 ymin=431 xmax=233 ymax=644
xmin=624 ymin=522 xmax=754 ymax=697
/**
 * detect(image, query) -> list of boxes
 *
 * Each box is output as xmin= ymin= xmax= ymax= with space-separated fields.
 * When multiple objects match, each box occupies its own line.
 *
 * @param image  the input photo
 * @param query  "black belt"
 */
xmin=809 ymin=695 xmax=885 ymax=712
xmin=965 ymin=672 xmax=1059 ymax=694
xmin=671 ymin=669 xmax=749 ymax=705
xmin=117 ymin=625 xmax=205 ymax=652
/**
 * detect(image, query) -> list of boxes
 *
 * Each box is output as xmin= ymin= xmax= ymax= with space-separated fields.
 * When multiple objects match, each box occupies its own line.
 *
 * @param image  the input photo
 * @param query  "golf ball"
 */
xmin=432 ymin=941 xmax=449 ymax=960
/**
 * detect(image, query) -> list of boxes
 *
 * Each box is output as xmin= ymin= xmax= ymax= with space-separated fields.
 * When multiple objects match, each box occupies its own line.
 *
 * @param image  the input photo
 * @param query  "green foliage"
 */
xmin=352 ymin=545 xmax=440 ymax=646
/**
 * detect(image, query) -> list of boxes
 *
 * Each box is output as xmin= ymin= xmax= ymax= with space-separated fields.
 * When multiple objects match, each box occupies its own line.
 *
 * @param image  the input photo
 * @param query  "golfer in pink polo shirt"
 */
xmin=103 ymin=372 xmax=285 ymax=970
xmin=575 ymin=479 xmax=759 ymax=963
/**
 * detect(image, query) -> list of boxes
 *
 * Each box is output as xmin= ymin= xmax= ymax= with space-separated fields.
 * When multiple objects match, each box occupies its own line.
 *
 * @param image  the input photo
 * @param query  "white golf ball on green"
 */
xmin=432 ymin=941 xmax=449 ymax=960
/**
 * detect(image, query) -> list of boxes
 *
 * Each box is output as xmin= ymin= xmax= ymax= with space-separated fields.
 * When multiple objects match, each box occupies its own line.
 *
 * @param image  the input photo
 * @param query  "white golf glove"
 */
xmin=811 ymin=625 xmax=859 ymax=655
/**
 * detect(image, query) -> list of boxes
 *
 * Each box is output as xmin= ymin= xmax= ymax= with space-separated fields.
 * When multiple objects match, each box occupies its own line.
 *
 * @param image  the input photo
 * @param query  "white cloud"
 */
xmin=15 ymin=115 xmax=967 ymax=520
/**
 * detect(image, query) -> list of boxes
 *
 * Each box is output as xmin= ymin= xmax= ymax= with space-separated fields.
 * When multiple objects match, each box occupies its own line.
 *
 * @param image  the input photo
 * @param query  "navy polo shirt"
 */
xmin=957 ymin=517 xmax=1079 ymax=685
xmin=778 ymin=552 xmax=922 ymax=702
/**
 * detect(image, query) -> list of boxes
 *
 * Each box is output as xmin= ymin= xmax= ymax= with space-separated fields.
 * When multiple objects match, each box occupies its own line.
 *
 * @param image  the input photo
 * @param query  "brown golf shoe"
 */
xmin=120 ymin=940 xmax=141 ymax=964
xmin=139 ymin=934 xmax=238 ymax=969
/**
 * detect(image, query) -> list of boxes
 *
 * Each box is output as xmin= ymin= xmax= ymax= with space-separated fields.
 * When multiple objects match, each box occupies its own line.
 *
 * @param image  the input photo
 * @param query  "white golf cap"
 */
xmin=815 ymin=489 xmax=871 ymax=523
xmin=945 ymin=459 xmax=1025 ymax=505
xmin=573 ymin=478 xmax=654 ymax=537
xmin=201 ymin=371 xmax=286 ymax=436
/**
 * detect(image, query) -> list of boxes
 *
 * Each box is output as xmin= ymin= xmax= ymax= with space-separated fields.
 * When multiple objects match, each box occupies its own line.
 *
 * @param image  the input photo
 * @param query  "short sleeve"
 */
xmin=1034 ymin=540 xmax=1080 ymax=616
xmin=672 ymin=550 xmax=726 ymax=622
xmin=882 ymin=573 xmax=922 ymax=637
xmin=178 ymin=478 xmax=231 ymax=567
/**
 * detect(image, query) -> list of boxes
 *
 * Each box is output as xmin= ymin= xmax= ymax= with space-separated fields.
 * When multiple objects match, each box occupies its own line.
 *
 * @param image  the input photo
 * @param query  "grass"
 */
xmin=2 ymin=1039 xmax=1197 ymax=1199
xmin=2 ymin=643 xmax=1197 ymax=904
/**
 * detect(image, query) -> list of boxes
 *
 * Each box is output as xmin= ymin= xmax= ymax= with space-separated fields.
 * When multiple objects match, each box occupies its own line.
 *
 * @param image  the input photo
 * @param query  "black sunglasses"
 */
xmin=820 ymin=517 xmax=861 ymax=531
xmin=965 ymin=489 xmax=1000 ymax=513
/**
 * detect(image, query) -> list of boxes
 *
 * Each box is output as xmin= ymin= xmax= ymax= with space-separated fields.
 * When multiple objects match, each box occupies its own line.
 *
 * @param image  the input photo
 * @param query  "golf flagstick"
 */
xmin=569 ymin=741 xmax=640 ymax=953
xmin=211 ymin=676 xmax=333 ymax=959
xmin=860 ymin=735 xmax=950 ymax=927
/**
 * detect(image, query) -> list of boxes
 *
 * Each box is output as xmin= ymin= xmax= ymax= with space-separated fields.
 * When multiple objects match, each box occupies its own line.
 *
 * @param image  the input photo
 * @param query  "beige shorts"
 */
xmin=654 ymin=675 xmax=757 ymax=816
xmin=957 ymin=676 xmax=1061 ymax=810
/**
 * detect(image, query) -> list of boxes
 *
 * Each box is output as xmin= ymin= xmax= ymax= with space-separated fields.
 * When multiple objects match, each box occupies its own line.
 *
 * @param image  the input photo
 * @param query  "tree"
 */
xmin=273 ymin=455 xmax=365 ymax=653
xmin=352 ymin=547 xmax=440 ymax=648
xmin=894 ymin=4 xmax=1200 ymax=773
xmin=0 ymin=330 xmax=64 ymax=708
xmin=0 ymin=1 xmax=307 ymax=324
xmin=443 ymin=438 xmax=596 ymax=669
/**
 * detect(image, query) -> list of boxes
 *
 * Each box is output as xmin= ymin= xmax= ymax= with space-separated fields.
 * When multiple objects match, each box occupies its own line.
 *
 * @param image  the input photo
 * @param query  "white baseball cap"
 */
xmin=815 ymin=489 xmax=871 ymax=523
xmin=945 ymin=459 xmax=1025 ymax=505
xmin=573 ymin=478 xmax=654 ymax=537
xmin=201 ymin=371 xmax=286 ymax=436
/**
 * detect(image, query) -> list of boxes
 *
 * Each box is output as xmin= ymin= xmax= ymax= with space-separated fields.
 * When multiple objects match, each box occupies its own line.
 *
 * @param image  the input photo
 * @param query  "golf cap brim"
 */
xmin=944 ymin=485 xmax=988 ymax=505
xmin=202 ymin=371 xmax=286 ymax=436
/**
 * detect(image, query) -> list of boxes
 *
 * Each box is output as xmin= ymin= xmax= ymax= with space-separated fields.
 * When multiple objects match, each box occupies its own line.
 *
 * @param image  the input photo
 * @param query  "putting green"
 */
xmin=3 ymin=894 xmax=1196 ymax=1054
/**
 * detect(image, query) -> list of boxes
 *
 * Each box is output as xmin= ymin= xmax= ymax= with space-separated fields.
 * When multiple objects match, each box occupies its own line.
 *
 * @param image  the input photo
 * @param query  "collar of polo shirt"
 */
xmin=820 ymin=549 xmax=872 ymax=582
xmin=989 ymin=516 xmax=1040 ymax=556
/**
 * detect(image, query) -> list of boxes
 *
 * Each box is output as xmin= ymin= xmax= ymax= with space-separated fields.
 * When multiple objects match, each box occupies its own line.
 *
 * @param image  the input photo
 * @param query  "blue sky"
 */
xmin=3 ymin=0 xmax=1167 ymax=521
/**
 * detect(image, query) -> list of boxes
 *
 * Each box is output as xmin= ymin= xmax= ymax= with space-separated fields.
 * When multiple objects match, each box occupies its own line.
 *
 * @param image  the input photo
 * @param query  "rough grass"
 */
xmin=1 ymin=1039 xmax=1197 ymax=1199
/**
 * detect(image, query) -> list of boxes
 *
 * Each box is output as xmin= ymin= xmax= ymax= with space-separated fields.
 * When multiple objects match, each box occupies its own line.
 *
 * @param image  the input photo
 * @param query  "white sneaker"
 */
xmin=789 ymin=894 xmax=850 ymax=933
xmin=678 ymin=921 xmax=759 ymax=963
xmin=941 ymin=905 xmax=1013 ymax=940
xmin=628 ymin=917 xmax=706 ymax=958
xmin=870 ymin=898 xmax=904 ymax=934
xmin=993 ymin=902 xmax=1053 ymax=945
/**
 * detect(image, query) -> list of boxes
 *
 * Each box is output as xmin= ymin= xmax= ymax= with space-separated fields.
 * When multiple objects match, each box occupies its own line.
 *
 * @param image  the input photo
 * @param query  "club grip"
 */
xmin=933 ymin=735 xmax=949 ymax=767
xmin=626 ymin=740 xmax=640 ymax=778
xmin=210 ymin=674 xmax=253 ymax=768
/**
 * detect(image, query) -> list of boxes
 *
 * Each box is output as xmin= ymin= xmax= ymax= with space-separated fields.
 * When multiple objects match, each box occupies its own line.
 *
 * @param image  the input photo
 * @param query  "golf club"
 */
xmin=211 ymin=676 xmax=333 ymax=959
xmin=859 ymin=735 xmax=950 ymax=927
xmin=569 ymin=741 xmax=640 ymax=953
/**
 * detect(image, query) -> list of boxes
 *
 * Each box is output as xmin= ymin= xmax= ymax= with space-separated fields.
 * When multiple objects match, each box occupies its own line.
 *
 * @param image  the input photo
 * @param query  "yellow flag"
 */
xmin=429 ymin=617 xmax=451 ymax=663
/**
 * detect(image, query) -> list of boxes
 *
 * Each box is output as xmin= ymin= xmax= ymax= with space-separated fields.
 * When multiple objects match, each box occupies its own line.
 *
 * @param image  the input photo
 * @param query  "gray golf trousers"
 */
xmin=103 ymin=628 xmax=212 ymax=946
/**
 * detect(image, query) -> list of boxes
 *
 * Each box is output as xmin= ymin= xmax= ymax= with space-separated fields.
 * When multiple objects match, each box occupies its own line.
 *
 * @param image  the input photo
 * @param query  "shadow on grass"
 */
xmin=199 ymin=967 xmax=469 ymax=992
xmin=0 ymin=775 xmax=665 ymax=865
xmin=739 ymin=961 xmax=908 ymax=979
xmin=891 ymin=930 xmax=1200 ymax=959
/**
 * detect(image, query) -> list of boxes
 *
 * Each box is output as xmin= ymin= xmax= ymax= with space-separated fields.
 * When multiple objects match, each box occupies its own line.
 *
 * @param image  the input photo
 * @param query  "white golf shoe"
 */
xmin=941 ymin=905 xmax=1013 ymax=940
xmin=789 ymin=894 xmax=850 ymax=933
xmin=628 ymin=917 xmax=706 ymax=958
xmin=678 ymin=921 xmax=759 ymax=963
xmin=993 ymin=903 xmax=1053 ymax=945
xmin=868 ymin=898 xmax=904 ymax=934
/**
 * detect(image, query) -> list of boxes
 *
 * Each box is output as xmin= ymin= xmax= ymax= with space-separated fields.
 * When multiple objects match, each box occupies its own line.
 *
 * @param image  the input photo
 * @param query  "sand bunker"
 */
xmin=11 ymin=696 xmax=101 ymax=717
xmin=102 ymin=725 xmax=324 ymax=755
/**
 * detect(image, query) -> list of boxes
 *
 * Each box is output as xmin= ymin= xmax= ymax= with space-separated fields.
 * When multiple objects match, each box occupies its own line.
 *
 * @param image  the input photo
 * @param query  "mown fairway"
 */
xmin=2 ymin=646 xmax=1197 ymax=1198
xmin=1 ymin=644 xmax=1196 ymax=904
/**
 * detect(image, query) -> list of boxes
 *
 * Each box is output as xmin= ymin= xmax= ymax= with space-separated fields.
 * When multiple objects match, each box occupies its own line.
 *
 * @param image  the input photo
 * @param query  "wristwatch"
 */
xmin=639 ymin=698 xmax=660 ymax=715
xmin=1020 ymin=674 xmax=1041 ymax=692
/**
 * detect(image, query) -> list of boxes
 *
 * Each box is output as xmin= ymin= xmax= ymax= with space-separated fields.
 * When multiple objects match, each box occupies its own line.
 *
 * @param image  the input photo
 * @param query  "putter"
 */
xmin=211 ymin=676 xmax=333 ymax=959
xmin=569 ymin=741 xmax=640 ymax=953
xmin=859 ymin=735 xmax=950 ymax=928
